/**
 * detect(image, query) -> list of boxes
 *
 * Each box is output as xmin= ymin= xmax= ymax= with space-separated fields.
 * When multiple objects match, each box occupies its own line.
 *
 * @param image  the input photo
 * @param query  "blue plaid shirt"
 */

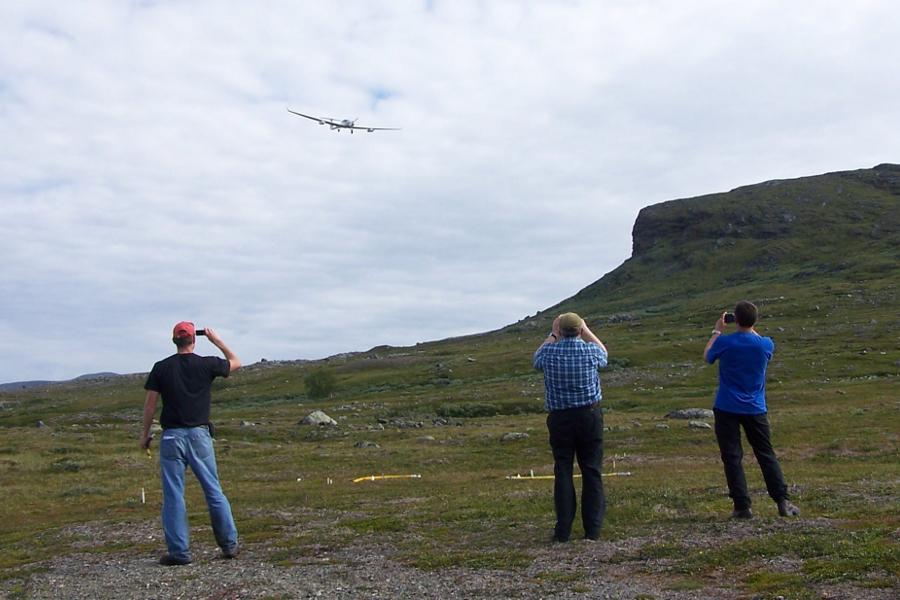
xmin=534 ymin=337 xmax=608 ymax=411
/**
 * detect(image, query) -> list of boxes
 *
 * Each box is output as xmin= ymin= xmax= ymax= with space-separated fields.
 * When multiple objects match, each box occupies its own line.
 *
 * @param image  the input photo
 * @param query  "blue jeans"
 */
xmin=160 ymin=426 xmax=238 ymax=560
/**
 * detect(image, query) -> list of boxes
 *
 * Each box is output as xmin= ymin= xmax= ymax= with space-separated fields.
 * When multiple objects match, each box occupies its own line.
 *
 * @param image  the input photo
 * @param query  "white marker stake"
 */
xmin=141 ymin=487 xmax=145 ymax=504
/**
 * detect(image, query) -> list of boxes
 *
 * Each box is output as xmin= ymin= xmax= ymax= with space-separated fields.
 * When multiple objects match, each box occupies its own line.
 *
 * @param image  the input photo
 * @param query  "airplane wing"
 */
xmin=349 ymin=125 xmax=402 ymax=131
xmin=287 ymin=109 xmax=339 ymax=126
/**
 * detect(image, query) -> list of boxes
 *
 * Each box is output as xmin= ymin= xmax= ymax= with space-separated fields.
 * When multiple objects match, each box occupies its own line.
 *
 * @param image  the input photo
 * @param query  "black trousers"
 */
xmin=547 ymin=404 xmax=605 ymax=540
xmin=713 ymin=408 xmax=789 ymax=510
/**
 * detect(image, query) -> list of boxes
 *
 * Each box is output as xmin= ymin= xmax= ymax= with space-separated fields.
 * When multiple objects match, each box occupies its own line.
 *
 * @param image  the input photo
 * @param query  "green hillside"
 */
xmin=550 ymin=162 xmax=899 ymax=311
xmin=1 ymin=165 xmax=898 ymax=599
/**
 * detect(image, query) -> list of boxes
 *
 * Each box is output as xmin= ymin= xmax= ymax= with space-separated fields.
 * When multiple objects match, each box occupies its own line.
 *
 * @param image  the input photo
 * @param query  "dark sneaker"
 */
xmin=731 ymin=508 xmax=753 ymax=519
xmin=551 ymin=534 xmax=570 ymax=543
xmin=222 ymin=545 xmax=240 ymax=559
xmin=777 ymin=499 xmax=800 ymax=517
xmin=159 ymin=554 xmax=191 ymax=566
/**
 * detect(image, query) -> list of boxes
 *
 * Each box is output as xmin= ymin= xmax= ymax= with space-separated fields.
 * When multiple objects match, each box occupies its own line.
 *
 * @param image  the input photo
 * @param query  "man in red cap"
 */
xmin=140 ymin=322 xmax=241 ymax=565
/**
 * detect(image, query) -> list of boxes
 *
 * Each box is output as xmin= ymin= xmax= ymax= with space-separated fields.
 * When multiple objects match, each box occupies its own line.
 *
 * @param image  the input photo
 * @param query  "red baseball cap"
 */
xmin=172 ymin=321 xmax=196 ymax=338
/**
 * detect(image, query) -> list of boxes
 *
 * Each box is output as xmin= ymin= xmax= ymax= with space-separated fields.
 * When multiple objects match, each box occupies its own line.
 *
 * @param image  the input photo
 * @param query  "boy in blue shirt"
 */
xmin=704 ymin=301 xmax=800 ymax=519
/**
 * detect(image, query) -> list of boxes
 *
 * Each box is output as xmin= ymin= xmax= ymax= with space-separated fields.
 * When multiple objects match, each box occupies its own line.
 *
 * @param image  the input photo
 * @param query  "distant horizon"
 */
xmin=4 ymin=160 xmax=898 ymax=386
xmin=0 ymin=319 xmax=516 ymax=386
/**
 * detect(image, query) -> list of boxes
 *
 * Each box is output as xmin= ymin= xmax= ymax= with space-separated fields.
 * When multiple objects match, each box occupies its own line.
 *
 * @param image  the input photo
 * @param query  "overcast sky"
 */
xmin=2 ymin=1 xmax=898 ymax=383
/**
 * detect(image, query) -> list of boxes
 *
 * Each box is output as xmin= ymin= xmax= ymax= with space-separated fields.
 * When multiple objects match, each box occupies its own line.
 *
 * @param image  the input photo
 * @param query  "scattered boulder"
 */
xmin=666 ymin=408 xmax=714 ymax=420
xmin=354 ymin=440 xmax=380 ymax=449
xmin=417 ymin=435 xmax=437 ymax=443
xmin=36 ymin=420 xmax=48 ymax=428
xmin=501 ymin=432 xmax=530 ymax=442
xmin=689 ymin=420 xmax=712 ymax=430
xmin=301 ymin=410 xmax=338 ymax=426
xmin=240 ymin=420 xmax=256 ymax=427
xmin=655 ymin=423 xmax=670 ymax=430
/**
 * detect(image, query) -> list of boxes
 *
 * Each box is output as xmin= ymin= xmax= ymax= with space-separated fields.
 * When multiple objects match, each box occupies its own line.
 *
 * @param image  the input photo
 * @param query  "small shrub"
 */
xmin=51 ymin=458 xmax=84 ymax=472
xmin=436 ymin=400 xmax=544 ymax=419
xmin=437 ymin=403 xmax=500 ymax=418
xmin=607 ymin=356 xmax=633 ymax=369
xmin=305 ymin=369 xmax=336 ymax=400
xmin=59 ymin=486 xmax=106 ymax=498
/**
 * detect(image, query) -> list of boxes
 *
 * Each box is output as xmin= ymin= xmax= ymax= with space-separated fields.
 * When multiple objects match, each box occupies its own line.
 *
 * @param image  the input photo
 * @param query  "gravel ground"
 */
xmin=0 ymin=516 xmax=721 ymax=600
xmin=2 ymin=519 xmax=895 ymax=599
xmin=3 ymin=546 xmax=728 ymax=600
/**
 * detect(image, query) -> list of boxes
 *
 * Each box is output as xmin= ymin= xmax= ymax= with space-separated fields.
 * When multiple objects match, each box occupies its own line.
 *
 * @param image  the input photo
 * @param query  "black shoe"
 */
xmin=584 ymin=532 xmax=600 ymax=541
xmin=222 ymin=545 xmax=240 ymax=559
xmin=730 ymin=508 xmax=753 ymax=520
xmin=159 ymin=554 xmax=191 ymax=566
xmin=551 ymin=534 xmax=570 ymax=543
xmin=777 ymin=499 xmax=800 ymax=517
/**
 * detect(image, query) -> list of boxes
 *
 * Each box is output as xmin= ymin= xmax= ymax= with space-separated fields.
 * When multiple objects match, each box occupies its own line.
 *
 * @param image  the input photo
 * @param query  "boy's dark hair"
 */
xmin=734 ymin=300 xmax=758 ymax=327
xmin=173 ymin=335 xmax=194 ymax=348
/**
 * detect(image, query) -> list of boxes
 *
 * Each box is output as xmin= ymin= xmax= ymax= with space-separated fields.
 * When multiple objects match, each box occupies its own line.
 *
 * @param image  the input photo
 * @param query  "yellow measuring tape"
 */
xmin=506 ymin=472 xmax=632 ymax=480
xmin=352 ymin=474 xmax=422 ymax=483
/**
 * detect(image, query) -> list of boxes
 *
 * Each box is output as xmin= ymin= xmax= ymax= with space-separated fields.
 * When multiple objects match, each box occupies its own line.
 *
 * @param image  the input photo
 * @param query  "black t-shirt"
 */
xmin=144 ymin=353 xmax=230 ymax=428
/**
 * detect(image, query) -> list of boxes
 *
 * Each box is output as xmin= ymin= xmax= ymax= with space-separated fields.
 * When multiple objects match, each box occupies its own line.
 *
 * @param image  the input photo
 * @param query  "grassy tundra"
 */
xmin=1 ymin=165 xmax=898 ymax=598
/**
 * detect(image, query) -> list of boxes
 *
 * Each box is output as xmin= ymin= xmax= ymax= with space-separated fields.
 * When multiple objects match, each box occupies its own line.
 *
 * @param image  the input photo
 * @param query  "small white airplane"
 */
xmin=287 ymin=109 xmax=400 ymax=133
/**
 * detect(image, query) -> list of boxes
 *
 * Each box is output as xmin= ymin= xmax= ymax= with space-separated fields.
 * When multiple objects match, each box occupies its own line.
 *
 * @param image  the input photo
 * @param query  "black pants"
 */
xmin=713 ymin=408 xmax=789 ymax=510
xmin=547 ymin=404 xmax=605 ymax=540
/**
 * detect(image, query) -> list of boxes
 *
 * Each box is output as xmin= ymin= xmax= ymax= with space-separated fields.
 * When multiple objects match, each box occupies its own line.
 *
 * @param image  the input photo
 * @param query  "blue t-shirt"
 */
xmin=706 ymin=331 xmax=774 ymax=414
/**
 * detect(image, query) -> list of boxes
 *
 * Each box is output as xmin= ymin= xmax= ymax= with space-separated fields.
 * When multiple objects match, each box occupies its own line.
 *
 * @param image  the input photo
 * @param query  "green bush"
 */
xmin=436 ymin=400 xmax=544 ymax=418
xmin=436 ymin=403 xmax=500 ymax=418
xmin=607 ymin=356 xmax=632 ymax=369
xmin=305 ymin=368 xmax=336 ymax=399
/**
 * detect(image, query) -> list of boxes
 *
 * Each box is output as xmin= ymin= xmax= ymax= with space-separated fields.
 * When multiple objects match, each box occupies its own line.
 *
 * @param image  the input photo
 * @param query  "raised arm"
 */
xmin=203 ymin=327 xmax=242 ymax=372
xmin=703 ymin=312 xmax=727 ymax=363
xmin=536 ymin=316 xmax=562 ymax=350
xmin=580 ymin=320 xmax=608 ymax=354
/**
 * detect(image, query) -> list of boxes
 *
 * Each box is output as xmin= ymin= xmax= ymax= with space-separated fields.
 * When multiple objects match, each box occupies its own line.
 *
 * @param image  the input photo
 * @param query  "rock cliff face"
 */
xmin=545 ymin=163 xmax=900 ymax=315
xmin=630 ymin=163 xmax=900 ymax=258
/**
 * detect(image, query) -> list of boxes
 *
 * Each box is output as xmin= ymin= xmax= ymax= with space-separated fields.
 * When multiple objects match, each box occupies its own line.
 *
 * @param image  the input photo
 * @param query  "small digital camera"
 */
xmin=196 ymin=329 xmax=207 ymax=336
xmin=724 ymin=313 xmax=736 ymax=324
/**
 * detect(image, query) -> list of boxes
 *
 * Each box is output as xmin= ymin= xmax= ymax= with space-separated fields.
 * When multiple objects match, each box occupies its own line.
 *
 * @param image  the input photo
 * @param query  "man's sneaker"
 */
xmin=777 ymin=499 xmax=801 ymax=517
xmin=730 ymin=508 xmax=753 ymax=519
xmin=159 ymin=554 xmax=191 ymax=566
xmin=222 ymin=545 xmax=240 ymax=559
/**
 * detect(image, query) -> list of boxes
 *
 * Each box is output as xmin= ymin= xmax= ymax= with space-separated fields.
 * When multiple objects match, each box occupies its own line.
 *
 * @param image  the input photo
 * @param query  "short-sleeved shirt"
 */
xmin=534 ymin=337 xmax=608 ymax=411
xmin=706 ymin=331 xmax=774 ymax=414
xmin=144 ymin=353 xmax=230 ymax=428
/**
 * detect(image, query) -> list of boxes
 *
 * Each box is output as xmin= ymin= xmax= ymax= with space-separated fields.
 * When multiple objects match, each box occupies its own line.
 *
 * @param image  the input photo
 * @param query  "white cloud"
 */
xmin=2 ymin=0 xmax=899 ymax=381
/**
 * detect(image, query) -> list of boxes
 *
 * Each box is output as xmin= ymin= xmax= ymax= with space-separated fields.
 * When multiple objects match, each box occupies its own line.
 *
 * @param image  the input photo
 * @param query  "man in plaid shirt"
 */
xmin=534 ymin=312 xmax=609 ymax=542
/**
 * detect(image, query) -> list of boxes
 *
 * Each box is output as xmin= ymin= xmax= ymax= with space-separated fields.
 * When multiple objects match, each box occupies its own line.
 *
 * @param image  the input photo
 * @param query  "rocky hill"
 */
xmin=543 ymin=163 xmax=900 ymax=318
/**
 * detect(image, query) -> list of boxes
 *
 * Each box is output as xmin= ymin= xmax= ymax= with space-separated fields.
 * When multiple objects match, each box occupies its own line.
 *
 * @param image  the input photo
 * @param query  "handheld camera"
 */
xmin=724 ymin=313 xmax=736 ymax=324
